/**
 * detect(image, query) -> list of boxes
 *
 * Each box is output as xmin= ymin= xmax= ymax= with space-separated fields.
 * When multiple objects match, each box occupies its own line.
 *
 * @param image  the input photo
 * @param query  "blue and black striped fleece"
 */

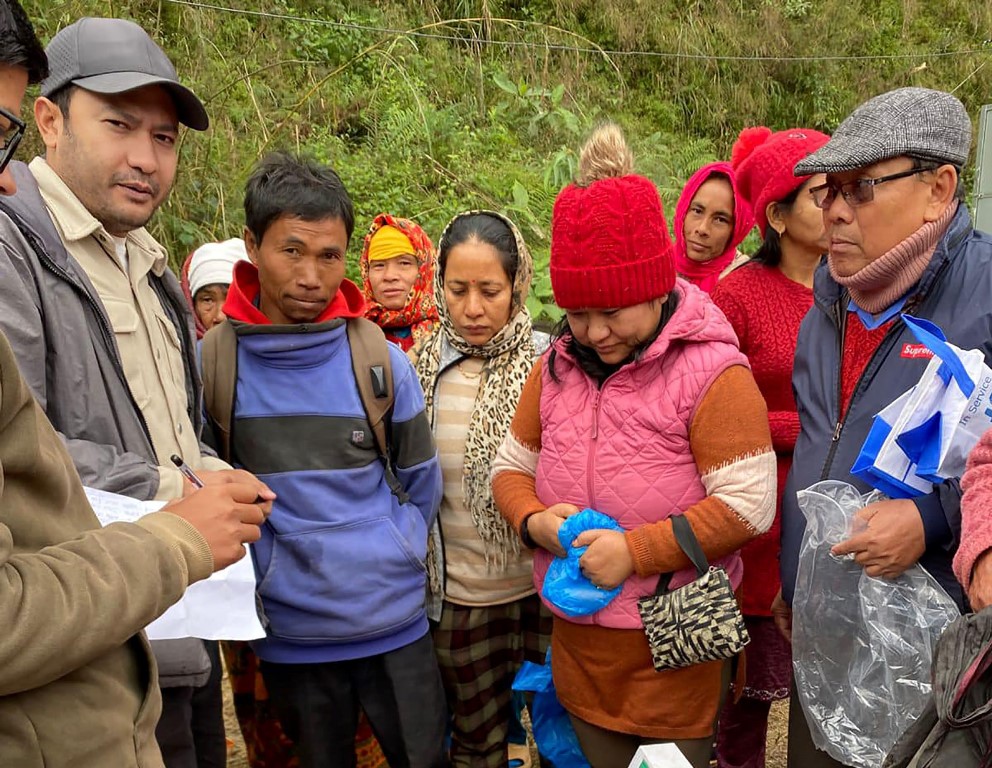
xmin=228 ymin=319 xmax=443 ymax=664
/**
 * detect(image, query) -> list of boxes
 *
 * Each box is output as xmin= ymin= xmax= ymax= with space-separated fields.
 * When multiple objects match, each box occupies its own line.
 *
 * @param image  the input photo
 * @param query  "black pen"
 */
xmin=170 ymin=454 xmax=205 ymax=489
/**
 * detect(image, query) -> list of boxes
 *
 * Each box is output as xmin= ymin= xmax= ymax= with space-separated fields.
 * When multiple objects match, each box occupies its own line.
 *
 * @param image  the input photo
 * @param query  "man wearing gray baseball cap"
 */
xmin=774 ymin=87 xmax=992 ymax=767
xmin=0 ymin=15 xmax=255 ymax=768
xmin=40 ymin=16 xmax=208 ymax=130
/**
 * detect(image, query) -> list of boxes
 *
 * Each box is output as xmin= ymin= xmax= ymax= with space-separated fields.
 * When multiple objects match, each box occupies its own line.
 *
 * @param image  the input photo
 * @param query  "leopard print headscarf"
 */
xmin=414 ymin=211 xmax=535 ymax=581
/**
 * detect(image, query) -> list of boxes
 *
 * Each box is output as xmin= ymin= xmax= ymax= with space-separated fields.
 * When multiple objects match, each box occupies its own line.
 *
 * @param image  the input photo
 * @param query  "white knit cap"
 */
xmin=188 ymin=238 xmax=248 ymax=298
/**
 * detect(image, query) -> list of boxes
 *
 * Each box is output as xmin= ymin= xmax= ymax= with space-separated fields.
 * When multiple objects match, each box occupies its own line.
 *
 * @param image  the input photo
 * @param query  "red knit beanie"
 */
xmin=731 ymin=127 xmax=830 ymax=236
xmin=551 ymin=174 xmax=676 ymax=309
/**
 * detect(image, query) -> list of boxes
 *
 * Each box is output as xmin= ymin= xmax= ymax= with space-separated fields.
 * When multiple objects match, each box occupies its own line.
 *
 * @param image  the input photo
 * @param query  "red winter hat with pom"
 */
xmin=731 ymin=126 xmax=830 ymax=236
xmin=551 ymin=125 xmax=675 ymax=310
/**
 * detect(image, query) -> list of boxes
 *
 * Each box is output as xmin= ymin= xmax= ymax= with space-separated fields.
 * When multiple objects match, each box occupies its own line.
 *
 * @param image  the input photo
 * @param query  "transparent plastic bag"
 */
xmin=792 ymin=481 xmax=960 ymax=768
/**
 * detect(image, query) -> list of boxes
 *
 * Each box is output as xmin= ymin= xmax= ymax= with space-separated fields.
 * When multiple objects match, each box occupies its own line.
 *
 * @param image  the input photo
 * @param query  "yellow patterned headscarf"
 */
xmin=367 ymin=226 xmax=415 ymax=262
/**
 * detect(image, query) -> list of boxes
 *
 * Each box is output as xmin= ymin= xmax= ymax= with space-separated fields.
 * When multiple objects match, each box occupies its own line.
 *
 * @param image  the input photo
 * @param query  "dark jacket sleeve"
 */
xmin=913 ymin=479 xmax=960 ymax=551
xmin=0 ymin=219 xmax=162 ymax=499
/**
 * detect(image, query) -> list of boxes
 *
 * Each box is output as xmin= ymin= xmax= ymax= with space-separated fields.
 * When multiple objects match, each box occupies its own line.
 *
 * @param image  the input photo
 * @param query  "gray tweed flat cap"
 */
xmin=794 ymin=87 xmax=971 ymax=175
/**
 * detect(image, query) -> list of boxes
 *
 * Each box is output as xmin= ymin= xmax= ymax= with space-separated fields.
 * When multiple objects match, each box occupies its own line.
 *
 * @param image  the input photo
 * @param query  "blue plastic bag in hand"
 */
xmin=541 ymin=509 xmax=623 ymax=617
xmin=512 ymin=649 xmax=590 ymax=768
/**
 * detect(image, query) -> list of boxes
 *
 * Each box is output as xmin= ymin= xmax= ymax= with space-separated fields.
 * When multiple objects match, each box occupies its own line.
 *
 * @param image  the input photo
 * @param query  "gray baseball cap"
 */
xmin=794 ymin=87 xmax=971 ymax=176
xmin=40 ymin=17 xmax=208 ymax=131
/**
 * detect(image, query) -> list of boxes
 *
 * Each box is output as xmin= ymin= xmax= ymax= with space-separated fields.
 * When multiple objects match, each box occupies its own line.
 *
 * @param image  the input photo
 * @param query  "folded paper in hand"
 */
xmin=84 ymin=487 xmax=265 ymax=641
xmin=852 ymin=315 xmax=992 ymax=498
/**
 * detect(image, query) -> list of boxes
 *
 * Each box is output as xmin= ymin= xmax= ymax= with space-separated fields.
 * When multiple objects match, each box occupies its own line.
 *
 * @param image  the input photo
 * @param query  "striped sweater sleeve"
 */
xmin=626 ymin=364 xmax=777 ymax=577
xmin=492 ymin=360 xmax=545 ymax=536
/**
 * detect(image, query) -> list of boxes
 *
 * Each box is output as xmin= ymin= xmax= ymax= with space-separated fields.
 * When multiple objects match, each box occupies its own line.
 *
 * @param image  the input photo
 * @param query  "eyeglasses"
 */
xmin=808 ymin=165 xmax=937 ymax=210
xmin=0 ymin=106 xmax=25 ymax=175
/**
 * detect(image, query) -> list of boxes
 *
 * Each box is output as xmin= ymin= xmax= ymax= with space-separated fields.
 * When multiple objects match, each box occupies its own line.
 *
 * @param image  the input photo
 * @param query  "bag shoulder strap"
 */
xmin=346 ymin=318 xmax=408 ymax=502
xmin=655 ymin=515 xmax=711 ymax=595
xmin=346 ymin=317 xmax=393 ymax=461
xmin=201 ymin=320 xmax=238 ymax=463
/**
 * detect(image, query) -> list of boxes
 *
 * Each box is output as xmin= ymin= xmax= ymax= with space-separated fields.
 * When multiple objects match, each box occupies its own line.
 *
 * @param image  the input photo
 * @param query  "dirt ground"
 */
xmin=222 ymin=679 xmax=789 ymax=768
xmin=223 ymin=675 xmax=248 ymax=767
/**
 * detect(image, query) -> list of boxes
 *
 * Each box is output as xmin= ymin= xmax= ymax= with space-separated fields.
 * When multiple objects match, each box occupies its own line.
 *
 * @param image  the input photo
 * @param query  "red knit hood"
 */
xmin=674 ymin=162 xmax=754 ymax=294
xmin=223 ymin=260 xmax=366 ymax=325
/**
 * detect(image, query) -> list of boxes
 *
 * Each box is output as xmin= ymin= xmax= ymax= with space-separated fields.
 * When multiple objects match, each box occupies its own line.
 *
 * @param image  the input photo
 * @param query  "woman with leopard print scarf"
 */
xmin=412 ymin=211 xmax=550 ymax=768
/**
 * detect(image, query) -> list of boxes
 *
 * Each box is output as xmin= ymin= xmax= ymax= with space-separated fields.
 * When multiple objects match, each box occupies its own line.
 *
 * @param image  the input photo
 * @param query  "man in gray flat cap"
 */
xmin=0 ymin=16 xmax=267 ymax=768
xmin=773 ymin=87 xmax=992 ymax=767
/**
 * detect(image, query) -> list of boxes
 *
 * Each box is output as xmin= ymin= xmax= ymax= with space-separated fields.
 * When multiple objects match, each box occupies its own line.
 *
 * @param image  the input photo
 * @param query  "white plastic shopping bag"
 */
xmin=852 ymin=315 xmax=992 ymax=497
xmin=851 ymin=388 xmax=931 ymax=498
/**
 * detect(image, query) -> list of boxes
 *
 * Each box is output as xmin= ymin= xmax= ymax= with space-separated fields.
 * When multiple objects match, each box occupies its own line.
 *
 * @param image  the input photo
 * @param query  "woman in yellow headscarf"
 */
xmin=360 ymin=213 xmax=439 ymax=351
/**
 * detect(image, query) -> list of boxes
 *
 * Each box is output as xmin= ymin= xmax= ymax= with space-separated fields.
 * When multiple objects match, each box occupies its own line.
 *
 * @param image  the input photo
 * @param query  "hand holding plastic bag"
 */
xmin=792 ymin=481 xmax=960 ymax=768
xmin=541 ymin=509 xmax=623 ymax=617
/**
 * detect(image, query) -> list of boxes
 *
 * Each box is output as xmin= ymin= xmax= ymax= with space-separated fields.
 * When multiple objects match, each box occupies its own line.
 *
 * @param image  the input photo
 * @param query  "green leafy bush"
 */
xmin=24 ymin=0 xmax=992 ymax=321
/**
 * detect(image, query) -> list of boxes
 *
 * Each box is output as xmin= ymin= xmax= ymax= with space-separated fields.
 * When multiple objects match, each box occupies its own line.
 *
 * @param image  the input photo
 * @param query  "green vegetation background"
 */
xmin=24 ymin=0 xmax=992 ymax=321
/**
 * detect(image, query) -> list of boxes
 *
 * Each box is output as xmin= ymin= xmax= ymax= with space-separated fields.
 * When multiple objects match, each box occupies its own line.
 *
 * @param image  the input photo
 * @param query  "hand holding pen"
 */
xmin=171 ymin=454 xmax=205 ymax=488
xmin=170 ymin=454 xmax=275 ymax=517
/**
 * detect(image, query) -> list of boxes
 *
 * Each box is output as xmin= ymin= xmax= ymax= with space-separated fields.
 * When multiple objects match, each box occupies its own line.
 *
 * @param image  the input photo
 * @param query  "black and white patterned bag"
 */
xmin=638 ymin=515 xmax=750 ymax=671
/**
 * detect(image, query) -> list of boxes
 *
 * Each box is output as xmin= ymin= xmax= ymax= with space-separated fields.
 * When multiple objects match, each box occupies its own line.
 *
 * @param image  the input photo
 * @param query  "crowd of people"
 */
xmin=1 ymin=3 xmax=992 ymax=768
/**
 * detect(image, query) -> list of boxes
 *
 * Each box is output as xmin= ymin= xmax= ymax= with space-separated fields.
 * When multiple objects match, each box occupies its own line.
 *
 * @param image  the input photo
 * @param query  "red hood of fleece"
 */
xmin=223 ymin=260 xmax=366 ymax=325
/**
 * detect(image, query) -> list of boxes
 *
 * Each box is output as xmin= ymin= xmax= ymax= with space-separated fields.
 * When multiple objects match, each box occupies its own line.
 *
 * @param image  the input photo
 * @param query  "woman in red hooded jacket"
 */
xmin=673 ymin=162 xmax=755 ymax=293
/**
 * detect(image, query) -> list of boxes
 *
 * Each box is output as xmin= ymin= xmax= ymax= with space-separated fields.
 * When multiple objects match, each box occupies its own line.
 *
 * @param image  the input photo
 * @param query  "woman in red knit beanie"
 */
xmin=674 ymin=162 xmax=755 ymax=293
xmin=492 ymin=123 xmax=776 ymax=768
xmin=711 ymin=126 xmax=830 ymax=768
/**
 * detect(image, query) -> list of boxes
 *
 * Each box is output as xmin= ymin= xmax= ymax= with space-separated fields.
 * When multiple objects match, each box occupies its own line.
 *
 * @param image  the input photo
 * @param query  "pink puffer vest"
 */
xmin=534 ymin=280 xmax=749 ymax=629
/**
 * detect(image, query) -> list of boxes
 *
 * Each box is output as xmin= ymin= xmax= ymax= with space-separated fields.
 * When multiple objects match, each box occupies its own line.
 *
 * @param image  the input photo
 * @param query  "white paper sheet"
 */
xmin=84 ymin=487 xmax=265 ymax=641
xmin=626 ymin=744 xmax=693 ymax=768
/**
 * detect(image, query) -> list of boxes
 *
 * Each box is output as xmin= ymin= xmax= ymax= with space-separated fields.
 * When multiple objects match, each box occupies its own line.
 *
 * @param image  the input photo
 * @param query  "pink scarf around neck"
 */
xmin=830 ymin=200 xmax=959 ymax=314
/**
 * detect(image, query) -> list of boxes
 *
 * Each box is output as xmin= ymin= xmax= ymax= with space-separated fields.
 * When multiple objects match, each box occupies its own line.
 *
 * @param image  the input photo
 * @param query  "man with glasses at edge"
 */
xmin=0 ymin=102 xmax=24 ymax=181
xmin=772 ymin=87 xmax=992 ymax=767
xmin=0 ymin=1 xmax=273 ymax=766
xmin=0 ymin=13 xmax=273 ymax=768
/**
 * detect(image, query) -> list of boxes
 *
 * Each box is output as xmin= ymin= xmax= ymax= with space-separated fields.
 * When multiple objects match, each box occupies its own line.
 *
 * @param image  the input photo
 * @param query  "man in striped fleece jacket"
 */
xmin=204 ymin=151 xmax=446 ymax=768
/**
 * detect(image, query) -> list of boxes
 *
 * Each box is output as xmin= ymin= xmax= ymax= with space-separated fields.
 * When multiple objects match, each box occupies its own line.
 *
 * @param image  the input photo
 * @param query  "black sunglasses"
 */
xmin=808 ymin=165 xmax=938 ymax=210
xmin=0 ymin=106 xmax=25 ymax=175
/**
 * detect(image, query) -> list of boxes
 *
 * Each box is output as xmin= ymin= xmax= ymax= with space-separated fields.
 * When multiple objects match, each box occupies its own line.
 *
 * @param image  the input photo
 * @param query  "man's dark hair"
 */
xmin=46 ymin=83 xmax=75 ymax=117
xmin=0 ymin=0 xmax=48 ymax=84
xmin=244 ymin=151 xmax=355 ymax=244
